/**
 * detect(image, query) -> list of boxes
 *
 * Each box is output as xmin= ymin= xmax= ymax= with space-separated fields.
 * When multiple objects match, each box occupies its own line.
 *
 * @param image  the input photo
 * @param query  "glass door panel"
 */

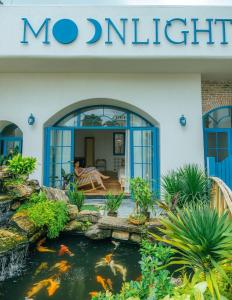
xmin=44 ymin=127 xmax=74 ymax=188
xmin=131 ymin=128 xmax=158 ymax=192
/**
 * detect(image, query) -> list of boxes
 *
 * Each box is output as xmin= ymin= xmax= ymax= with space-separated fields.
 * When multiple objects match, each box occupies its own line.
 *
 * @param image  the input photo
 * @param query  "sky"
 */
xmin=2 ymin=0 xmax=232 ymax=5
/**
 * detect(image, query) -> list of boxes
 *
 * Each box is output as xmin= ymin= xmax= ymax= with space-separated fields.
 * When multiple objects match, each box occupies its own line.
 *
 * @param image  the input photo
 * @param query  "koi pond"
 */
xmin=0 ymin=235 xmax=140 ymax=300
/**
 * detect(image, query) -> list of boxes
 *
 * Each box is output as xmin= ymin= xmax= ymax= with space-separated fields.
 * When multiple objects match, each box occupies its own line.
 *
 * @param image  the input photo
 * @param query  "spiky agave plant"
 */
xmin=151 ymin=204 xmax=232 ymax=299
xmin=162 ymin=164 xmax=210 ymax=209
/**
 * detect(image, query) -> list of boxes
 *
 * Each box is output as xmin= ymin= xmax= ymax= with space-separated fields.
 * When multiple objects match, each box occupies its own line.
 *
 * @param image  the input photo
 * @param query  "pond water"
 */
xmin=0 ymin=235 xmax=140 ymax=300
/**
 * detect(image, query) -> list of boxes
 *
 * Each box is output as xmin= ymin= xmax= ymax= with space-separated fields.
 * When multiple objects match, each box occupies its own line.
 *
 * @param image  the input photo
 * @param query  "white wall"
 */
xmin=0 ymin=72 xmax=204 ymax=183
xmin=1 ymin=6 xmax=232 ymax=58
xmin=75 ymin=130 xmax=124 ymax=171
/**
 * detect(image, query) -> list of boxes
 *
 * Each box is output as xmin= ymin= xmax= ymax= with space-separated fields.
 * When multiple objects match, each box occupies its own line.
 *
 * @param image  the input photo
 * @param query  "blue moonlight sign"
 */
xmin=21 ymin=17 xmax=232 ymax=45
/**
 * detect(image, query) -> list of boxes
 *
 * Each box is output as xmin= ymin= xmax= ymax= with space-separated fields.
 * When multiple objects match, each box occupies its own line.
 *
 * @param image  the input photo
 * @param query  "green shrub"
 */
xmin=18 ymin=192 xmax=69 ymax=238
xmin=105 ymin=192 xmax=124 ymax=214
xmin=8 ymin=154 xmax=36 ymax=178
xmin=130 ymin=177 xmax=155 ymax=216
xmin=67 ymin=183 xmax=85 ymax=212
xmin=151 ymin=204 xmax=232 ymax=299
xmin=162 ymin=164 xmax=210 ymax=209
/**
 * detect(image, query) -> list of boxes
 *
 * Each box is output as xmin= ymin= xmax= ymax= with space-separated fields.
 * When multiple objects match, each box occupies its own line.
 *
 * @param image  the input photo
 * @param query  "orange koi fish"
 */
xmin=96 ymin=275 xmax=108 ymax=291
xmin=89 ymin=291 xmax=99 ymax=298
xmin=50 ymin=260 xmax=71 ymax=273
xmin=58 ymin=244 xmax=75 ymax=257
xmin=36 ymin=238 xmax=55 ymax=253
xmin=95 ymin=253 xmax=113 ymax=268
xmin=104 ymin=254 xmax=113 ymax=264
xmin=26 ymin=279 xmax=50 ymax=298
xmin=46 ymin=278 xmax=60 ymax=297
xmin=106 ymin=278 xmax=113 ymax=291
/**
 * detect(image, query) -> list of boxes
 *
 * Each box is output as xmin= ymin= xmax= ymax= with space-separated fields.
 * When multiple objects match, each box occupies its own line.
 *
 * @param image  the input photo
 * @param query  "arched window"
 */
xmin=0 ymin=122 xmax=23 ymax=157
xmin=204 ymin=106 xmax=232 ymax=129
xmin=203 ymin=106 xmax=232 ymax=190
xmin=45 ymin=105 xmax=159 ymax=193
xmin=56 ymin=106 xmax=152 ymax=128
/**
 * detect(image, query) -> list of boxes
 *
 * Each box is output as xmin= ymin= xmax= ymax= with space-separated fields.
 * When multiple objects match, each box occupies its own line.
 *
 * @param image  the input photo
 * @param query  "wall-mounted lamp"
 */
xmin=28 ymin=113 xmax=35 ymax=126
xmin=179 ymin=115 xmax=187 ymax=127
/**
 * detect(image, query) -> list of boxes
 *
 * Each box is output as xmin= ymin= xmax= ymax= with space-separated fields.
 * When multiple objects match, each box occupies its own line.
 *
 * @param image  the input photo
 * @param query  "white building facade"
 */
xmin=0 ymin=5 xmax=231 ymax=192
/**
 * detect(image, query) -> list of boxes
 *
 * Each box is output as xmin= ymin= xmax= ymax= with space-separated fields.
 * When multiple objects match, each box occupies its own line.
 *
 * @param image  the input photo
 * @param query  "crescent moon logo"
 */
xmin=87 ymin=18 xmax=102 ymax=44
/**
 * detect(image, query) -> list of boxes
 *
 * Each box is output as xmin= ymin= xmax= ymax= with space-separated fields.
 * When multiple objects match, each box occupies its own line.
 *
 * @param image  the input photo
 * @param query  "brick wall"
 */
xmin=202 ymin=81 xmax=232 ymax=114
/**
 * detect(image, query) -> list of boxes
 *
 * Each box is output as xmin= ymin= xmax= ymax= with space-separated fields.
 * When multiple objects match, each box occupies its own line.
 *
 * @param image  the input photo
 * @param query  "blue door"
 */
xmin=205 ymin=128 xmax=232 ymax=189
xmin=44 ymin=127 xmax=74 ymax=188
xmin=131 ymin=127 xmax=159 ymax=193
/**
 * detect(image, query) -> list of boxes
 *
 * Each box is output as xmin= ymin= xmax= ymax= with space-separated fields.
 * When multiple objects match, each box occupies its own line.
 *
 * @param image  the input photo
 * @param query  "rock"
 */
xmin=10 ymin=201 xmax=21 ymax=211
xmin=145 ymin=219 xmax=162 ymax=234
xmin=10 ymin=211 xmax=37 ymax=237
xmin=42 ymin=186 xmax=69 ymax=202
xmin=29 ymin=231 xmax=44 ymax=243
xmin=0 ymin=228 xmax=27 ymax=255
xmin=112 ymin=230 xmax=129 ymax=241
xmin=76 ymin=210 xmax=100 ymax=223
xmin=0 ymin=194 xmax=11 ymax=202
xmin=27 ymin=180 xmax=40 ymax=192
xmin=5 ymin=183 xmax=34 ymax=200
xmin=130 ymin=233 xmax=142 ymax=243
xmin=63 ymin=220 xmax=86 ymax=232
xmin=67 ymin=204 xmax=79 ymax=221
xmin=98 ymin=216 xmax=142 ymax=234
xmin=0 ymin=167 xmax=10 ymax=180
xmin=85 ymin=224 xmax=111 ymax=240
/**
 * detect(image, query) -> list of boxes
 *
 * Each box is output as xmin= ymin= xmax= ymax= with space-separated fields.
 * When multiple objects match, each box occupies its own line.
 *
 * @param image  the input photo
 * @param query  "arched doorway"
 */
xmin=0 ymin=122 xmax=23 ymax=157
xmin=44 ymin=105 xmax=159 ymax=194
xmin=203 ymin=106 xmax=232 ymax=189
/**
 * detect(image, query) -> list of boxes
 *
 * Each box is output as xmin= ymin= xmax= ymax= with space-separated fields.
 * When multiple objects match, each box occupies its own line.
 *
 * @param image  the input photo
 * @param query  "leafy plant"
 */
xmin=8 ymin=155 xmax=36 ymax=178
xmin=18 ymin=192 xmax=69 ymax=238
xmin=162 ymin=164 xmax=210 ymax=209
xmin=163 ymin=276 xmax=209 ymax=300
xmin=61 ymin=168 xmax=74 ymax=190
xmin=105 ymin=192 xmax=124 ymax=215
xmin=128 ymin=214 xmax=147 ymax=225
xmin=130 ymin=177 xmax=155 ymax=217
xmin=151 ymin=204 xmax=232 ymax=299
xmin=0 ymin=146 xmax=20 ymax=167
xmin=67 ymin=183 xmax=85 ymax=212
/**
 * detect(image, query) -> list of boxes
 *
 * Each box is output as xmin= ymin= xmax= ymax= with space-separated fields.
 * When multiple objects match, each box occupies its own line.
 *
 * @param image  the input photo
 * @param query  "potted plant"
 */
xmin=129 ymin=177 xmax=155 ymax=225
xmin=105 ymin=192 xmax=124 ymax=217
xmin=67 ymin=183 xmax=85 ymax=212
xmin=128 ymin=214 xmax=147 ymax=226
xmin=7 ymin=154 xmax=37 ymax=181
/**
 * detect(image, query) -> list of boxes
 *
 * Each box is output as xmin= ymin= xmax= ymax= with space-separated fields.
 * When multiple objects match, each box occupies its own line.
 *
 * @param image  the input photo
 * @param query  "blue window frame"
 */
xmin=44 ymin=105 xmax=159 ymax=194
xmin=113 ymin=132 xmax=125 ymax=156
xmin=203 ymin=106 xmax=232 ymax=189
xmin=44 ymin=127 xmax=74 ymax=188
xmin=0 ymin=123 xmax=23 ymax=157
xmin=0 ymin=137 xmax=23 ymax=156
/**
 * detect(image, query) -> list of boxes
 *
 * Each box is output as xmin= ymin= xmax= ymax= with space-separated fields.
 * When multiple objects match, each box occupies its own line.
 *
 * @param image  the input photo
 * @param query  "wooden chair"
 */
xmin=75 ymin=172 xmax=106 ymax=192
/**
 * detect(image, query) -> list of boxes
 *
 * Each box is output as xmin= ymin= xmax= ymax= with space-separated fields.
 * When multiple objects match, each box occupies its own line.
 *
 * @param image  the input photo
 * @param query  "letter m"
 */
xmin=21 ymin=18 xmax=51 ymax=44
